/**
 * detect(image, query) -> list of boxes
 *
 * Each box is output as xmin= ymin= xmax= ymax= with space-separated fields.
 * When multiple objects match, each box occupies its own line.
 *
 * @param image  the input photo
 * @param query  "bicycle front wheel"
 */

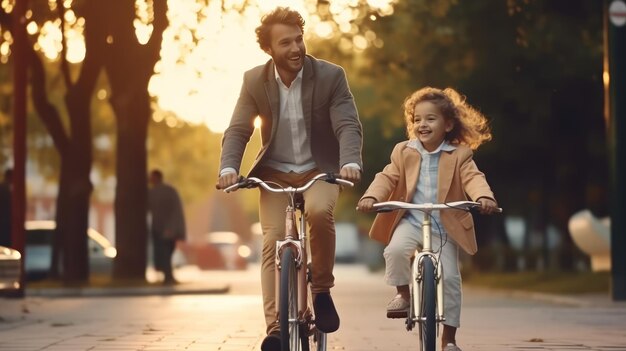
xmin=418 ymin=257 xmax=437 ymax=351
xmin=280 ymin=247 xmax=300 ymax=351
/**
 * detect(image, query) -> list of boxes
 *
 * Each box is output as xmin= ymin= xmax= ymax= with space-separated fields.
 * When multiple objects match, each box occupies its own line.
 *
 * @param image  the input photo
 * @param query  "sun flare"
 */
xmin=148 ymin=0 xmax=395 ymax=133
xmin=10 ymin=0 xmax=395 ymax=133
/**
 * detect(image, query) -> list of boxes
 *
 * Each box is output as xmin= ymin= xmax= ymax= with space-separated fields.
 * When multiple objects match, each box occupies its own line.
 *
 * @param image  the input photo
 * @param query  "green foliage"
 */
xmin=147 ymin=115 xmax=261 ymax=219
xmin=147 ymin=117 xmax=221 ymax=206
xmin=313 ymin=0 xmax=607 ymax=271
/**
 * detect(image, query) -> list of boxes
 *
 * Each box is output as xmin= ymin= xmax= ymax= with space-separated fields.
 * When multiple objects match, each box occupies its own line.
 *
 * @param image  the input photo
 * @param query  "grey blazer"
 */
xmin=219 ymin=55 xmax=363 ymax=176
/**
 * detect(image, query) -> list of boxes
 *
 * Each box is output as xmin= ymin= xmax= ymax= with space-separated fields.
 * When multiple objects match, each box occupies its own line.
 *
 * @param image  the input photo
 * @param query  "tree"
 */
xmin=1 ymin=0 xmax=400 ymax=282
xmin=96 ymin=0 xmax=169 ymax=280
xmin=1 ymin=0 xmax=109 ymax=282
xmin=322 ymin=0 xmax=605 ymax=271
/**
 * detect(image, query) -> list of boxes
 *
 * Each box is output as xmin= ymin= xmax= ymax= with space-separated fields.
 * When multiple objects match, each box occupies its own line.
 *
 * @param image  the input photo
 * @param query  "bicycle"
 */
xmin=224 ymin=173 xmax=354 ymax=351
xmin=372 ymin=200 xmax=502 ymax=351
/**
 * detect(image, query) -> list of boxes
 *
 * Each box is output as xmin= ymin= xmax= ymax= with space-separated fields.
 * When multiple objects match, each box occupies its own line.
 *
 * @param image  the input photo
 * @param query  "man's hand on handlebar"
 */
xmin=340 ymin=165 xmax=361 ymax=183
xmin=356 ymin=197 xmax=376 ymax=212
xmin=217 ymin=171 xmax=240 ymax=190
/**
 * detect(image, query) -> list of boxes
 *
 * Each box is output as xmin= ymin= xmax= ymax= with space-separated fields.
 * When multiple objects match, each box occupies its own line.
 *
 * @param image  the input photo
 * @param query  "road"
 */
xmin=1 ymin=263 xmax=625 ymax=350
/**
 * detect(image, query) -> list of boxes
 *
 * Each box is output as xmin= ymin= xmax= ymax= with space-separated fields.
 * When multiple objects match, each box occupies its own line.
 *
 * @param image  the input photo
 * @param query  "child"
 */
xmin=357 ymin=87 xmax=499 ymax=351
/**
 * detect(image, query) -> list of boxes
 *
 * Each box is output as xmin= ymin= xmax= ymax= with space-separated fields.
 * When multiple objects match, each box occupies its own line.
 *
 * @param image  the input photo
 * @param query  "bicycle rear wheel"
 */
xmin=280 ymin=247 xmax=300 ymax=351
xmin=418 ymin=257 xmax=437 ymax=351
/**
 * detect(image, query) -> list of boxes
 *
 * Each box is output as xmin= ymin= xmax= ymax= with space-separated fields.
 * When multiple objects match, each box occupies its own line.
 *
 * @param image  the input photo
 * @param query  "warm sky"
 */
xmin=23 ymin=0 xmax=394 ymax=133
xmin=148 ymin=0 xmax=394 ymax=133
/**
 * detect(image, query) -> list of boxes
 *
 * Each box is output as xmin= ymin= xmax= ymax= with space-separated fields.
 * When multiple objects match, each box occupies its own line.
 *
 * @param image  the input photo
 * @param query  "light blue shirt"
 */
xmin=405 ymin=140 xmax=457 ymax=235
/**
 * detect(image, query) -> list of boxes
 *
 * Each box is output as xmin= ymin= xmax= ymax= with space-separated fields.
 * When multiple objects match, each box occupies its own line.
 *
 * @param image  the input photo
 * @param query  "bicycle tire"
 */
xmin=418 ymin=257 xmax=437 ymax=351
xmin=280 ymin=247 xmax=299 ymax=351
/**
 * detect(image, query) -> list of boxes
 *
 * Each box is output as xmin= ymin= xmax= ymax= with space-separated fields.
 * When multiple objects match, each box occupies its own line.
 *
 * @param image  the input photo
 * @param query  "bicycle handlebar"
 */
xmin=223 ymin=173 xmax=354 ymax=194
xmin=372 ymin=200 xmax=502 ymax=213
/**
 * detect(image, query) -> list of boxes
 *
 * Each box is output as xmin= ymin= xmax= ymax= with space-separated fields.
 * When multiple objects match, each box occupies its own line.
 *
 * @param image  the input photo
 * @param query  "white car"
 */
xmin=24 ymin=221 xmax=117 ymax=280
xmin=0 ymin=245 xmax=22 ymax=293
xmin=335 ymin=222 xmax=361 ymax=263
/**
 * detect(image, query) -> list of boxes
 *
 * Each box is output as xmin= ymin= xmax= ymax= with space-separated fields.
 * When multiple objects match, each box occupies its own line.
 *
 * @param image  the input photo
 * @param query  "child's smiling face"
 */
xmin=412 ymin=101 xmax=454 ymax=152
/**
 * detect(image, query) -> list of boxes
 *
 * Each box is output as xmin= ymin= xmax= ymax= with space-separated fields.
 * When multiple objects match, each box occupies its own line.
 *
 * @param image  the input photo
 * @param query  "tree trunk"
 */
xmin=105 ymin=0 xmax=168 ymax=280
xmin=55 ymin=158 xmax=91 ymax=282
xmin=111 ymin=93 xmax=150 ymax=279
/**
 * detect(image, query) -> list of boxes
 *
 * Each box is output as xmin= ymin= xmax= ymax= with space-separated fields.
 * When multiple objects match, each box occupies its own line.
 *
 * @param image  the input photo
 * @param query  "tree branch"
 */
xmin=56 ymin=0 xmax=72 ymax=88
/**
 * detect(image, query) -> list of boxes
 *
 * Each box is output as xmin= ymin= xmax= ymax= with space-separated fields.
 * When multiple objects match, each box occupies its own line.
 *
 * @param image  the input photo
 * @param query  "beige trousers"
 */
xmin=383 ymin=218 xmax=462 ymax=328
xmin=256 ymin=167 xmax=340 ymax=334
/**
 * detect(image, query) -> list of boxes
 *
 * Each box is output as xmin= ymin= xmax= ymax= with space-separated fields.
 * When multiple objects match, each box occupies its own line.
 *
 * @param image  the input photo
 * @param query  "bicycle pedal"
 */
xmin=387 ymin=310 xmax=409 ymax=319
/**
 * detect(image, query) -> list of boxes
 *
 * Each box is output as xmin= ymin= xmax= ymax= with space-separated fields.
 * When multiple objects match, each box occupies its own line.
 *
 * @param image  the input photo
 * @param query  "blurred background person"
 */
xmin=148 ymin=169 xmax=186 ymax=284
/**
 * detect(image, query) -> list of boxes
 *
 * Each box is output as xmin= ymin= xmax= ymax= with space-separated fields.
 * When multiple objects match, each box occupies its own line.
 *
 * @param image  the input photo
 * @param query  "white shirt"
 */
xmin=260 ymin=66 xmax=316 ymax=173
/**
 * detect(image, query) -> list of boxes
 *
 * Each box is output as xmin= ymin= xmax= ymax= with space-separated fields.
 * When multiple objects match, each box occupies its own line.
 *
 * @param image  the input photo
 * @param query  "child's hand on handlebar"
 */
xmin=356 ymin=197 xmax=376 ymax=212
xmin=477 ymin=197 xmax=499 ymax=215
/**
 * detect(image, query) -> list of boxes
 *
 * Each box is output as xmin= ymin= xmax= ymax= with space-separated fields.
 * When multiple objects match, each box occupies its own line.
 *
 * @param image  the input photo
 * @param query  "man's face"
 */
xmin=266 ymin=23 xmax=306 ymax=76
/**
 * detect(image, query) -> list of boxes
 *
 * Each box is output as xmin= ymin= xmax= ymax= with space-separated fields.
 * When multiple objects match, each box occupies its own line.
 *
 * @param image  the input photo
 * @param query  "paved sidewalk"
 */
xmin=1 ymin=264 xmax=625 ymax=351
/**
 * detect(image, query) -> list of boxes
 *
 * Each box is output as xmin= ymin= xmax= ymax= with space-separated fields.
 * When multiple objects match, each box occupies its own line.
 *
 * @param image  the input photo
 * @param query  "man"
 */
xmin=148 ymin=169 xmax=186 ymax=285
xmin=0 ymin=168 xmax=12 ymax=248
xmin=216 ymin=7 xmax=363 ymax=350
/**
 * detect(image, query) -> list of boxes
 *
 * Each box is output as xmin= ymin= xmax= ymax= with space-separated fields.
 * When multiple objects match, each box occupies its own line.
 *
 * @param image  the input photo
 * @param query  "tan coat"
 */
xmin=361 ymin=141 xmax=495 ymax=255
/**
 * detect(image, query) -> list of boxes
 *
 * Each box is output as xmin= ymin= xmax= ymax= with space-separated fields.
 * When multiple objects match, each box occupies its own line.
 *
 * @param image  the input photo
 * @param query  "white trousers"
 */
xmin=383 ymin=218 xmax=462 ymax=328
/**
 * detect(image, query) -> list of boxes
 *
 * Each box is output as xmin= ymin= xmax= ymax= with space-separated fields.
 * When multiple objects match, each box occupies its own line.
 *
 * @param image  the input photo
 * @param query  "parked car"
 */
xmin=24 ymin=220 xmax=117 ymax=280
xmin=178 ymin=231 xmax=250 ymax=270
xmin=335 ymin=222 xmax=361 ymax=263
xmin=0 ymin=245 xmax=21 ymax=293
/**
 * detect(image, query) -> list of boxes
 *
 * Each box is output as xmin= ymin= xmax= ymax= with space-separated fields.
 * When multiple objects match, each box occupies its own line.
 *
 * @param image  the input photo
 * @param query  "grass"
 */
xmin=463 ymin=271 xmax=611 ymax=295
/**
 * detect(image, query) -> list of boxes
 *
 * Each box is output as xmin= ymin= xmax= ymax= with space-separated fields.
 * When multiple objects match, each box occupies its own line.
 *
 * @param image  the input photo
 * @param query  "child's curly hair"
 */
xmin=403 ymin=87 xmax=492 ymax=150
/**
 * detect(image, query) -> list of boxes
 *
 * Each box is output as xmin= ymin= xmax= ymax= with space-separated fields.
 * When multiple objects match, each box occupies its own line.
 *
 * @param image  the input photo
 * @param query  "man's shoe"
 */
xmin=163 ymin=277 xmax=179 ymax=286
xmin=313 ymin=292 xmax=340 ymax=333
xmin=260 ymin=331 xmax=280 ymax=351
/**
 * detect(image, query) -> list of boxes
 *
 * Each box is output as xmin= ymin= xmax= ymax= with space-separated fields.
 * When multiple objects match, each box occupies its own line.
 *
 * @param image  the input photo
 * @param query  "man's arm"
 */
xmin=328 ymin=66 xmax=363 ymax=181
xmin=218 ymin=73 xmax=259 ymax=188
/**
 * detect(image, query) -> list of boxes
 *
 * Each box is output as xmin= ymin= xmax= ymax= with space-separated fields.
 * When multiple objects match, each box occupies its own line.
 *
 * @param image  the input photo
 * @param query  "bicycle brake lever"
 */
xmin=325 ymin=173 xmax=338 ymax=184
xmin=223 ymin=176 xmax=249 ymax=193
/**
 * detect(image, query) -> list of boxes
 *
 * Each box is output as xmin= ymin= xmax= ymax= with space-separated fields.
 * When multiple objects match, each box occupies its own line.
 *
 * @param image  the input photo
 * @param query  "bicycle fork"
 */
xmin=411 ymin=254 xmax=445 ymax=323
xmin=409 ymin=212 xmax=446 ymax=331
xmin=275 ymin=205 xmax=308 ymax=320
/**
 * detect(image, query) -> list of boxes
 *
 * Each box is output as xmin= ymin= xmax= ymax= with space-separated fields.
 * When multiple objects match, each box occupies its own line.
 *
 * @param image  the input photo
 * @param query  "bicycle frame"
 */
xmin=410 ymin=210 xmax=446 ymax=329
xmin=275 ymin=197 xmax=329 ymax=350
xmin=373 ymin=201 xmax=502 ymax=351
xmin=225 ymin=173 xmax=352 ymax=351
xmin=274 ymin=198 xmax=307 ymax=334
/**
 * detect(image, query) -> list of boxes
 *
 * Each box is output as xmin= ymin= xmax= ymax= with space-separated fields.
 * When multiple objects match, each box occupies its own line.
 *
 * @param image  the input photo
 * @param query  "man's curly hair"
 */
xmin=255 ymin=7 xmax=305 ymax=52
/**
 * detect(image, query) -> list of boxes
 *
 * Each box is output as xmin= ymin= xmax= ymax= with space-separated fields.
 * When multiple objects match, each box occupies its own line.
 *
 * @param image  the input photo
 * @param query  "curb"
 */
xmin=25 ymin=284 xmax=230 ymax=298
